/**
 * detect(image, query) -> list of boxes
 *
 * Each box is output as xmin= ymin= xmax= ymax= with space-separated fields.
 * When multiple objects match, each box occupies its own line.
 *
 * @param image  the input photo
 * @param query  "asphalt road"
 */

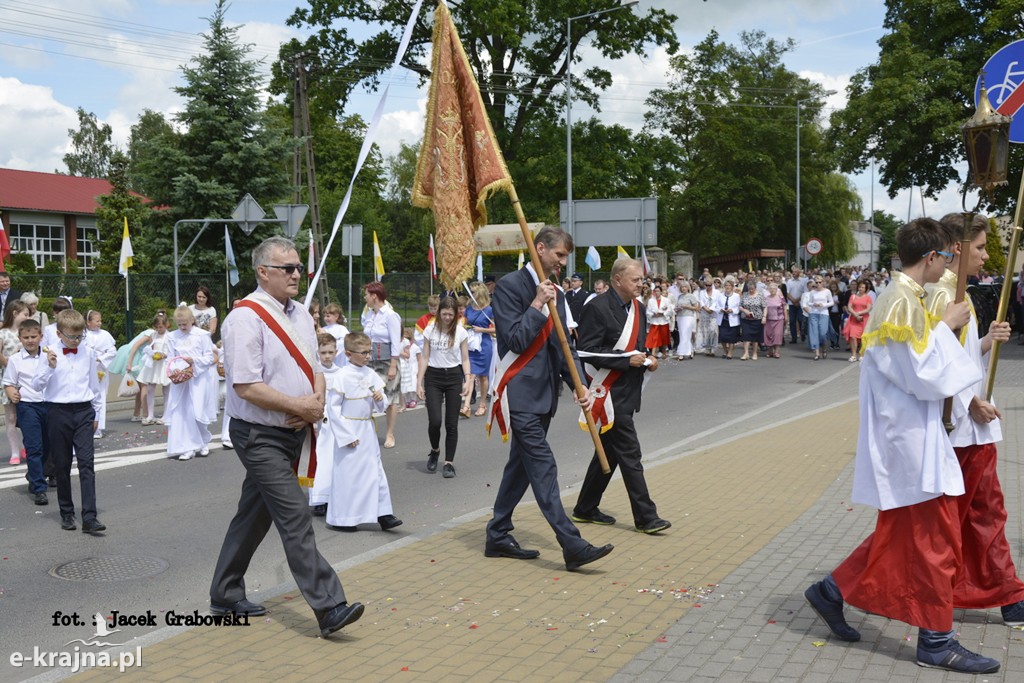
xmin=0 ymin=347 xmax=863 ymax=682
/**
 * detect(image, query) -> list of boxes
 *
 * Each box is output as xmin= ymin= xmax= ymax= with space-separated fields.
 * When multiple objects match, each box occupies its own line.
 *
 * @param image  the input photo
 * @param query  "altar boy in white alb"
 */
xmin=323 ymin=332 xmax=402 ymax=532
xmin=804 ymin=218 xmax=999 ymax=674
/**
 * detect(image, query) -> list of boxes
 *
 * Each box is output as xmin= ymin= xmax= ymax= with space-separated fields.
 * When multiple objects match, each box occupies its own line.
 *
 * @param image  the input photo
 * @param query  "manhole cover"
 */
xmin=50 ymin=556 xmax=169 ymax=582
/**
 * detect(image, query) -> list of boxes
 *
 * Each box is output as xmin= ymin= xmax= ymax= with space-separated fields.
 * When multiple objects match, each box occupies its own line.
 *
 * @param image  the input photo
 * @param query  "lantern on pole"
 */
xmin=962 ymin=77 xmax=1011 ymax=196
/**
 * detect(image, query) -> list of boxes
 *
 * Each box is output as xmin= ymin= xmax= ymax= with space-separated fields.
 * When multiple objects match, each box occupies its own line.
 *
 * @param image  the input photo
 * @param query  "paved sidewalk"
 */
xmin=63 ymin=364 xmax=1024 ymax=681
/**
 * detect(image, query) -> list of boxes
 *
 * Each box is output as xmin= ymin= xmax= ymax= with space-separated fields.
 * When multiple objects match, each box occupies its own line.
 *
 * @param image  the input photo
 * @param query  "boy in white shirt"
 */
xmin=3 ymin=319 xmax=50 ymax=505
xmin=32 ymin=310 xmax=105 ymax=534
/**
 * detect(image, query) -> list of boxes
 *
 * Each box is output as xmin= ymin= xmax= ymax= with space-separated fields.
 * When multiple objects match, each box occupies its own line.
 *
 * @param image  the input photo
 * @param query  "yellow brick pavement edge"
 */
xmin=72 ymin=402 xmax=858 ymax=682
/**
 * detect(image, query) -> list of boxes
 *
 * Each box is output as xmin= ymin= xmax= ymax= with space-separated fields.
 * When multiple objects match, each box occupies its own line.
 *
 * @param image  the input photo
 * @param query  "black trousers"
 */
xmin=486 ymin=411 xmax=587 ymax=554
xmin=424 ymin=365 xmax=463 ymax=462
xmin=210 ymin=420 xmax=345 ymax=615
xmin=49 ymin=402 xmax=97 ymax=520
xmin=574 ymin=413 xmax=658 ymax=526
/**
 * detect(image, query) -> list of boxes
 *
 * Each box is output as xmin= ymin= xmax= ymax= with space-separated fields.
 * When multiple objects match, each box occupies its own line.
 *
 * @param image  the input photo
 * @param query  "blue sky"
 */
xmin=0 ymin=0 xmax=969 ymax=221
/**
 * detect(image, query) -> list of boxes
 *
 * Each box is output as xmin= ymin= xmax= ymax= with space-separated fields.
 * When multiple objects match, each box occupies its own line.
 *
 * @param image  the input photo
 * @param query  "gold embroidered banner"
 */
xmin=411 ymin=0 xmax=512 ymax=290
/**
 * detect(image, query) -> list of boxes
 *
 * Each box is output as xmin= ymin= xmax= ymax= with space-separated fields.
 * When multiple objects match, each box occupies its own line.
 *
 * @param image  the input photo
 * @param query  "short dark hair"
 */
xmin=17 ymin=318 xmax=41 ymax=334
xmin=896 ymin=217 xmax=946 ymax=267
xmin=938 ymin=212 xmax=989 ymax=244
xmin=535 ymin=226 xmax=573 ymax=252
xmin=317 ymin=333 xmax=337 ymax=348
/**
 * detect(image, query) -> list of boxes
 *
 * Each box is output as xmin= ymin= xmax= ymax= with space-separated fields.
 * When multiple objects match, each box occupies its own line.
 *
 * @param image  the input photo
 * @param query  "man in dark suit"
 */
xmin=485 ymin=227 xmax=614 ymax=572
xmin=0 ymin=272 xmax=23 ymax=315
xmin=572 ymin=258 xmax=671 ymax=534
xmin=564 ymin=272 xmax=589 ymax=329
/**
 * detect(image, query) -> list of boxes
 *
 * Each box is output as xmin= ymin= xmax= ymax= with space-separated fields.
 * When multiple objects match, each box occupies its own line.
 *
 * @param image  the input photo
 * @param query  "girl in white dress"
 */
xmin=85 ymin=311 xmax=117 ymax=438
xmin=128 ymin=311 xmax=171 ymax=425
xmin=164 ymin=306 xmax=216 ymax=460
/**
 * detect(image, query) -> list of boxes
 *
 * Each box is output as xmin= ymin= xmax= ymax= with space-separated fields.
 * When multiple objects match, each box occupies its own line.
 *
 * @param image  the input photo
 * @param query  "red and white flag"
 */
xmin=307 ymin=230 xmax=315 ymax=280
xmin=641 ymin=247 xmax=651 ymax=276
xmin=0 ymin=219 xmax=10 ymax=265
xmin=428 ymin=233 xmax=438 ymax=280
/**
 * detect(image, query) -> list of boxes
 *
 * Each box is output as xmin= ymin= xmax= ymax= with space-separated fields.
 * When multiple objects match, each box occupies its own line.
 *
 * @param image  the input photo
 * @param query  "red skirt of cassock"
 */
xmin=953 ymin=443 xmax=1024 ymax=608
xmin=832 ymin=495 xmax=960 ymax=631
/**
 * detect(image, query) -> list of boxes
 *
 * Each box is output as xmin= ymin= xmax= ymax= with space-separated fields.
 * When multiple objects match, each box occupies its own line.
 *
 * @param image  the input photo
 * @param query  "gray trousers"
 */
xmin=210 ymin=419 xmax=344 ymax=615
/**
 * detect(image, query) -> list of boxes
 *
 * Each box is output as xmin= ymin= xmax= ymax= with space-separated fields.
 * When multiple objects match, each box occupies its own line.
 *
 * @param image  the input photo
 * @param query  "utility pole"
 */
xmin=292 ymin=52 xmax=330 ymax=310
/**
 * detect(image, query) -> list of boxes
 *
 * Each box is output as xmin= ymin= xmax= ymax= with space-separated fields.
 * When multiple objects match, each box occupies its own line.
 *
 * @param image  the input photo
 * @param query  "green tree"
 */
xmin=643 ymin=30 xmax=858 ymax=264
xmin=828 ymin=0 xmax=1024 ymax=209
xmin=94 ymin=151 xmax=151 ymax=274
xmin=127 ymin=109 xmax=178 ymax=198
xmin=62 ymin=108 xmax=114 ymax=178
xmin=130 ymin=0 xmax=294 ymax=273
xmin=871 ymin=210 xmax=901 ymax=270
xmin=277 ymin=0 xmax=679 ymax=161
xmin=985 ymin=217 xmax=1007 ymax=276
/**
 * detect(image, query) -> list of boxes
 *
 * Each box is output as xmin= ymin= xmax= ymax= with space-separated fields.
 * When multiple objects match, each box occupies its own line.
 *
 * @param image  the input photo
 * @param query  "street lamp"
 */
xmin=566 ymin=0 xmax=639 ymax=274
xmin=794 ymin=92 xmax=834 ymax=268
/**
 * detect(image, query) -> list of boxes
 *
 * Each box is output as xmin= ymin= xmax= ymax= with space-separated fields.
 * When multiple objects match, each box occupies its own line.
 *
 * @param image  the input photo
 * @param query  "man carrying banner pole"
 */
xmin=411 ymin=1 xmax=612 ymax=570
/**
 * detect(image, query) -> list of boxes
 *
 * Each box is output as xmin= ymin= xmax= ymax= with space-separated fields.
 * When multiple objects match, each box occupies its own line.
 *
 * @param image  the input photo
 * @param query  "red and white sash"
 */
xmin=487 ymin=311 xmax=554 ymax=441
xmin=236 ymin=293 xmax=320 ymax=488
xmin=577 ymin=299 xmax=641 ymax=433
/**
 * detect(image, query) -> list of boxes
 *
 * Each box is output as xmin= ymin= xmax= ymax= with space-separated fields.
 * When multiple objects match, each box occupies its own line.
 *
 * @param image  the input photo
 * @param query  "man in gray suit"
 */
xmin=210 ymin=236 xmax=363 ymax=637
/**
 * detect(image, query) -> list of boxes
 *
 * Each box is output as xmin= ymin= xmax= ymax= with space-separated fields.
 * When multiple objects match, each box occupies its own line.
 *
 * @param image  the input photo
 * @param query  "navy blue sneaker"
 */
xmin=803 ymin=581 xmax=860 ymax=641
xmin=916 ymin=639 xmax=1000 ymax=673
xmin=1001 ymin=600 xmax=1024 ymax=627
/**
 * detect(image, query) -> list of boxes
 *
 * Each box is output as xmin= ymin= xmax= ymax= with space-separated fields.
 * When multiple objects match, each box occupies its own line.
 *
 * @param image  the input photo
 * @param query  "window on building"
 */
xmin=76 ymin=226 xmax=100 ymax=272
xmin=9 ymin=223 xmax=65 ymax=270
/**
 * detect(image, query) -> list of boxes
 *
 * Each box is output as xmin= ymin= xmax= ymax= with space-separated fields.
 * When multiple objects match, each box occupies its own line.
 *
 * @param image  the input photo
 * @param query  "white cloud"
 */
xmin=0 ymin=78 xmax=78 ymax=171
xmin=377 ymin=103 xmax=427 ymax=160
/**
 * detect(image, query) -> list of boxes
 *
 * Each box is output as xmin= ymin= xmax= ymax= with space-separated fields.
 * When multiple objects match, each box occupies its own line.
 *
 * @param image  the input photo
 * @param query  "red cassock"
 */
xmin=832 ymin=495 xmax=961 ymax=631
xmin=953 ymin=443 xmax=1024 ymax=608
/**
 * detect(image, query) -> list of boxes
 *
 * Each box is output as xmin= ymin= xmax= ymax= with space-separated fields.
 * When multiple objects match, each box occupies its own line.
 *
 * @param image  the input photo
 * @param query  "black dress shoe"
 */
xmin=635 ymin=518 xmax=672 ymax=534
xmin=426 ymin=450 xmax=439 ymax=472
xmin=378 ymin=515 xmax=403 ymax=531
xmin=334 ymin=526 xmax=358 ymax=532
xmin=82 ymin=518 xmax=106 ymax=534
xmin=318 ymin=602 xmax=364 ymax=637
xmin=571 ymin=509 xmax=616 ymax=525
xmin=564 ymin=543 xmax=614 ymax=572
xmin=311 ymin=504 xmax=327 ymax=517
xmin=60 ymin=513 xmax=76 ymax=531
xmin=484 ymin=539 xmax=540 ymax=560
xmin=210 ymin=598 xmax=267 ymax=617
xmin=34 ymin=491 xmax=48 ymax=505
xmin=47 ymin=476 xmax=57 ymax=488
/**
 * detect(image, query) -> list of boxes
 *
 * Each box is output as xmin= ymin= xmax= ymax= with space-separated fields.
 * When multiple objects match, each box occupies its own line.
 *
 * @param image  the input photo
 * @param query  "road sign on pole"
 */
xmin=232 ymin=194 xmax=265 ymax=235
xmin=272 ymin=204 xmax=310 ymax=238
xmin=978 ymin=39 xmax=1024 ymax=143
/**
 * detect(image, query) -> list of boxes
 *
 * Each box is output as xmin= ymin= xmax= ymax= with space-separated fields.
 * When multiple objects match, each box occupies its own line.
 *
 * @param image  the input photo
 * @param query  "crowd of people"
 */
xmin=560 ymin=264 xmax=887 ymax=364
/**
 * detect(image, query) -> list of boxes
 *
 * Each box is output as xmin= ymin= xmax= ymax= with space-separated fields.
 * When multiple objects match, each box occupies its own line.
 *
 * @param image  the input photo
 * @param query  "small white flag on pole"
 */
xmin=585 ymin=245 xmax=601 ymax=271
xmin=225 ymin=226 xmax=240 ymax=286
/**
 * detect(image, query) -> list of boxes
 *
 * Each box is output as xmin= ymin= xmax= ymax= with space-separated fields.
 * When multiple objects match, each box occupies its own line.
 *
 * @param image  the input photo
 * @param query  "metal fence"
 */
xmin=20 ymin=270 xmax=611 ymax=346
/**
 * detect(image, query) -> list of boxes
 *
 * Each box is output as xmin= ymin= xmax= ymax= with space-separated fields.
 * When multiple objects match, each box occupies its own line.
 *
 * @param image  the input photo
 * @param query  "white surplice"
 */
xmin=322 ymin=364 xmax=393 ymax=527
xmin=851 ymin=274 xmax=980 ymax=511
xmin=309 ymin=365 xmax=340 ymax=507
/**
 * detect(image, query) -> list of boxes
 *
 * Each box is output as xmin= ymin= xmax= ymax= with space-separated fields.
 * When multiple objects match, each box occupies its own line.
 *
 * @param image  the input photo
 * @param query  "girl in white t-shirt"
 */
xmin=416 ymin=297 xmax=471 ymax=479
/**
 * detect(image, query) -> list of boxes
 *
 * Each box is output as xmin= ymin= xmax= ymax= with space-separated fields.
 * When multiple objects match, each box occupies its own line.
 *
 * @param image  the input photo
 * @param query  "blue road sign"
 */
xmin=977 ymin=39 xmax=1024 ymax=143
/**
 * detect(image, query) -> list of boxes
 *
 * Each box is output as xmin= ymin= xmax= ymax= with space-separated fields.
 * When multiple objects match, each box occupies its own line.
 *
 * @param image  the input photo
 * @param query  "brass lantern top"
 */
xmin=962 ymin=77 xmax=1012 ymax=194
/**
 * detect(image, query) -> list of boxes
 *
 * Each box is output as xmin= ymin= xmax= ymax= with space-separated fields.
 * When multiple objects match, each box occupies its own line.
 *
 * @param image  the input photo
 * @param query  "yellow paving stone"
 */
xmin=68 ymin=403 xmax=855 ymax=682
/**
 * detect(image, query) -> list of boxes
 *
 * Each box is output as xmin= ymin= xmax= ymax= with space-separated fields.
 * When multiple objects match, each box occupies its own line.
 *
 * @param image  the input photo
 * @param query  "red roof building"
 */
xmin=0 ymin=167 xmax=118 ymax=271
